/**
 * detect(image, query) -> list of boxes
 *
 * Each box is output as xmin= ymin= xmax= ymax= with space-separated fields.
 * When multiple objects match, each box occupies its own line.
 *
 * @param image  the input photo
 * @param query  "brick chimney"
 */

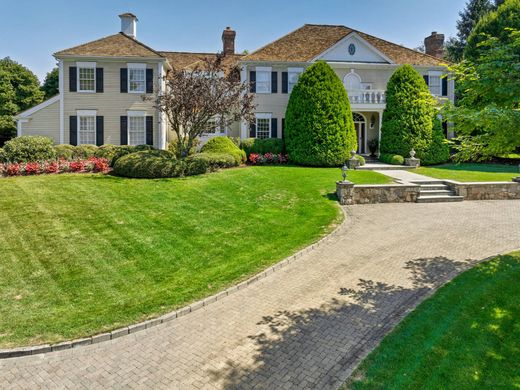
xmin=222 ymin=27 xmax=236 ymax=55
xmin=119 ymin=13 xmax=138 ymax=39
xmin=424 ymin=31 xmax=445 ymax=59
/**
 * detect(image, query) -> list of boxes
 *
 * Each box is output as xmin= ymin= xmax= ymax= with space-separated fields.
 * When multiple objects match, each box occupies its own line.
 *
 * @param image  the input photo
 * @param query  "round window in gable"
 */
xmin=348 ymin=43 xmax=356 ymax=56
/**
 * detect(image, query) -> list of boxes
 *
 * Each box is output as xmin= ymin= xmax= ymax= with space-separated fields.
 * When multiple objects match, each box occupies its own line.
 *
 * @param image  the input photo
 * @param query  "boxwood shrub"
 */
xmin=201 ymin=137 xmax=246 ymax=165
xmin=240 ymin=138 xmax=284 ymax=156
xmin=54 ymin=144 xmax=75 ymax=160
xmin=354 ymin=155 xmax=366 ymax=166
xmin=187 ymin=152 xmax=236 ymax=171
xmin=112 ymin=150 xmax=184 ymax=179
xmin=72 ymin=144 xmax=98 ymax=159
xmin=379 ymin=153 xmax=405 ymax=165
xmin=2 ymin=136 xmax=56 ymax=163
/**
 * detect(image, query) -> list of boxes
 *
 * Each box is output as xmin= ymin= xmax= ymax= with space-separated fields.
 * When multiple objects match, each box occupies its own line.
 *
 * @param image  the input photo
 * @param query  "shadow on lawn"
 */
xmin=207 ymin=256 xmax=472 ymax=389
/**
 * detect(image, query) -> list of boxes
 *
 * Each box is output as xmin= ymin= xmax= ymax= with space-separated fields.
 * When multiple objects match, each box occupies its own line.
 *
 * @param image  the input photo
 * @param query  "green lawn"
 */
xmin=345 ymin=252 xmax=520 ymax=390
xmin=415 ymin=163 xmax=519 ymax=182
xmin=0 ymin=166 xmax=389 ymax=348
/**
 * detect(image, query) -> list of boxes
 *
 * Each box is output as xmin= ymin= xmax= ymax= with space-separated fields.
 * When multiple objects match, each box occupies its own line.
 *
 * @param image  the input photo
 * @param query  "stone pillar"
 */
xmin=336 ymin=181 xmax=355 ymax=205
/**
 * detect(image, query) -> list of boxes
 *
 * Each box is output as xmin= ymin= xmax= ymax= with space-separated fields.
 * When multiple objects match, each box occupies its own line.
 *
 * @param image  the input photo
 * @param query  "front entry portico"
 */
xmin=353 ymin=113 xmax=367 ymax=155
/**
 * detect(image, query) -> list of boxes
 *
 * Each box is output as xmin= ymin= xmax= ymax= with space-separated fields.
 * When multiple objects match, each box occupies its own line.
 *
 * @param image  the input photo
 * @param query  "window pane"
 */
xmin=429 ymin=76 xmax=441 ymax=95
xmin=129 ymin=68 xmax=145 ymax=92
xmin=129 ymin=116 xmax=145 ymax=146
xmin=256 ymin=71 xmax=270 ymax=93
xmin=256 ymin=118 xmax=270 ymax=139
xmin=78 ymin=68 xmax=95 ymax=91
xmin=79 ymin=116 xmax=96 ymax=145
xmin=288 ymin=72 xmax=300 ymax=92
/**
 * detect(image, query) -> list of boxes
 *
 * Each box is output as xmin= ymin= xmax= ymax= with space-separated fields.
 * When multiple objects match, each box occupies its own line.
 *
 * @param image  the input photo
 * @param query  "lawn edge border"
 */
xmin=0 ymin=205 xmax=348 ymax=359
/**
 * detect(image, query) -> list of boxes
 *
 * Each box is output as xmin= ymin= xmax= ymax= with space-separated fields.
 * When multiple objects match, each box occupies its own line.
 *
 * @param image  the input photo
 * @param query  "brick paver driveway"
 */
xmin=1 ymin=200 xmax=519 ymax=389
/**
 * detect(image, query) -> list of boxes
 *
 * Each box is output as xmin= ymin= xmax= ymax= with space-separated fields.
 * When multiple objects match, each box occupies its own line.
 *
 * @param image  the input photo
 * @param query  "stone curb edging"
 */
xmin=0 ymin=207 xmax=349 ymax=359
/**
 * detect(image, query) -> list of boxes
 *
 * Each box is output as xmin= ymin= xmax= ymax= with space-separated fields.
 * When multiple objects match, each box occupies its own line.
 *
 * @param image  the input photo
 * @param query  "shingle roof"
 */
xmin=54 ymin=33 xmax=164 ymax=58
xmin=243 ymin=24 xmax=445 ymax=66
xmin=159 ymin=51 xmax=244 ymax=72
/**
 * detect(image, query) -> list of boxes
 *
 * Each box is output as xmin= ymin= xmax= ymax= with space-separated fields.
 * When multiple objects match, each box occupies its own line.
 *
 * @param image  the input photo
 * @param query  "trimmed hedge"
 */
xmin=112 ymin=150 xmax=184 ymax=179
xmin=379 ymin=153 xmax=405 ymax=165
xmin=72 ymin=144 xmax=98 ymax=159
xmin=54 ymin=144 xmax=75 ymax=160
xmin=354 ymin=155 xmax=366 ymax=166
xmin=187 ymin=152 xmax=236 ymax=171
xmin=240 ymin=138 xmax=284 ymax=156
xmin=2 ymin=136 xmax=56 ymax=163
xmin=421 ymin=118 xmax=451 ymax=165
xmin=285 ymin=61 xmax=356 ymax=166
xmin=201 ymin=137 xmax=246 ymax=165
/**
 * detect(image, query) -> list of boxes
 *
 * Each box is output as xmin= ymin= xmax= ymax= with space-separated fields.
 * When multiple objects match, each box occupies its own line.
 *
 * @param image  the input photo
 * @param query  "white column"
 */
xmin=157 ymin=62 xmax=167 ymax=150
xmin=58 ymin=59 xmax=64 ymax=144
xmin=378 ymin=110 xmax=383 ymax=153
xmin=240 ymin=65 xmax=248 ymax=139
xmin=17 ymin=120 xmax=22 ymax=137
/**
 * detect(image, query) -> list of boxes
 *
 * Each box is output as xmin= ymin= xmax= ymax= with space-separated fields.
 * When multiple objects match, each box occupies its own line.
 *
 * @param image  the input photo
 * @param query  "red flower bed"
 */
xmin=0 ymin=158 xmax=110 ymax=177
xmin=248 ymin=153 xmax=288 ymax=165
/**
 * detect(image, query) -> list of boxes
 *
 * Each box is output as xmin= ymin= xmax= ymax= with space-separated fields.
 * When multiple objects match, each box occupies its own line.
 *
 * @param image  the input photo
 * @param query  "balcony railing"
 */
xmin=347 ymin=89 xmax=386 ymax=105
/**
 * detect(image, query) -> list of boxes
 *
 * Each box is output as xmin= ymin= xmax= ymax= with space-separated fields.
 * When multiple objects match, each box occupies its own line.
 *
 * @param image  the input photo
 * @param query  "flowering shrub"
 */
xmin=0 ymin=157 xmax=110 ymax=177
xmin=248 ymin=153 xmax=288 ymax=165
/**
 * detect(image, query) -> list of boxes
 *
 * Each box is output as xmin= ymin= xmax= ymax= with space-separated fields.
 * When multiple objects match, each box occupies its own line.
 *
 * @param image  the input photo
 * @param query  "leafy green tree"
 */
xmin=284 ymin=61 xmax=356 ymax=166
xmin=41 ymin=67 xmax=59 ymax=99
xmin=443 ymin=29 xmax=520 ymax=160
xmin=380 ymin=65 xmax=446 ymax=165
xmin=446 ymin=0 xmax=496 ymax=62
xmin=465 ymin=0 xmax=520 ymax=61
xmin=0 ymin=57 xmax=44 ymax=143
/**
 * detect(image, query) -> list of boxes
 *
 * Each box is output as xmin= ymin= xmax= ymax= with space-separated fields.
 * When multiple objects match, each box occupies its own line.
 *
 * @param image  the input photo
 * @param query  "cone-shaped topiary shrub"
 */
xmin=380 ymin=64 xmax=448 ymax=165
xmin=284 ymin=61 xmax=356 ymax=166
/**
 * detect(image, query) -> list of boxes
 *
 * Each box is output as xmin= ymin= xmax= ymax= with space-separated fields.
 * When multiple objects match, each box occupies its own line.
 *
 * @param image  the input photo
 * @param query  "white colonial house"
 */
xmin=15 ymin=14 xmax=453 ymax=155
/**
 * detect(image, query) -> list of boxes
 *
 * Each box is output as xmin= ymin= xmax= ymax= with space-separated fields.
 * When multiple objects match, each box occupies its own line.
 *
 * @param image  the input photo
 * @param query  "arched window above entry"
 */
xmin=353 ymin=112 xmax=365 ymax=123
xmin=343 ymin=71 xmax=362 ymax=90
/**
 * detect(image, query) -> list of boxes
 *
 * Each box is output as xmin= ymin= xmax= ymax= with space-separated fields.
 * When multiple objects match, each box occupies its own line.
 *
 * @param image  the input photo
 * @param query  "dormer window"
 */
xmin=128 ymin=63 xmax=146 ymax=93
xmin=77 ymin=62 xmax=96 ymax=92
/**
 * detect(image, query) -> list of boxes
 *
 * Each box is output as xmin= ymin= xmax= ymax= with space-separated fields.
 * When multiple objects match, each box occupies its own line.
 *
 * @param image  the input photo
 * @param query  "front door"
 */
xmin=355 ymin=122 xmax=366 ymax=154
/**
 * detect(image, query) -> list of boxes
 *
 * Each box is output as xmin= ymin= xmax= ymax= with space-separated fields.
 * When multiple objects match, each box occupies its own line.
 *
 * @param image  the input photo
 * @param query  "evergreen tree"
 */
xmin=446 ymin=0 xmax=495 ymax=62
xmin=41 ymin=68 xmax=59 ymax=99
xmin=380 ymin=65 xmax=448 ymax=165
xmin=284 ymin=61 xmax=356 ymax=166
xmin=0 ymin=57 xmax=44 ymax=144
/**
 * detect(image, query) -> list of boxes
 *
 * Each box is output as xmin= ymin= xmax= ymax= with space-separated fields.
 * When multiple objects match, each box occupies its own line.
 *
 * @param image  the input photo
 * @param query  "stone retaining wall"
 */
xmin=336 ymin=181 xmax=419 ymax=205
xmin=445 ymin=181 xmax=520 ymax=200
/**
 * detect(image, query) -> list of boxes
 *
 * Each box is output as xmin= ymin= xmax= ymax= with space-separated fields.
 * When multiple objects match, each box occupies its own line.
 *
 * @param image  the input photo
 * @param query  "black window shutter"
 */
xmin=442 ymin=76 xmax=448 ymax=96
xmin=95 ymin=68 xmax=104 ymax=93
xmin=120 ymin=68 xmax=128 ymax=93
xmin=282 ymin=72 xmax=288 ymax=94
xmin=69 ymin=67 xmax=77 ymax=92
xmin=271 ymin=118 xmax=278 ymax=138
xmin=96 ymin=116 xmax=104 ymax=146
xmin=423 ymin=75 xmax=429 ymax=85
xmin=69 ymin=116 xmax=77 ymax=146
xmin=249 ymin=122 xmax=256 ymax=138
xmin=120 ymin=116 xmax=128 ymax=145
xmin=282 ymin=118 xmax=286 ymax=139
xmin=146 ymin=116 xmax=153 ymax=145
xmin=146 ymin=69 xmax=154 ymax=94
xmin=249 ymin=71 xmax=256 ymax=93
xmin=271 ymin=72 xmax=278 ymax=93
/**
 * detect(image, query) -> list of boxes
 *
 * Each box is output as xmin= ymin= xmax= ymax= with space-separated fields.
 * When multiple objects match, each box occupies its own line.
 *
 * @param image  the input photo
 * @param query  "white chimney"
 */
xmin=119 ymin=13 xmax=138 ymax=39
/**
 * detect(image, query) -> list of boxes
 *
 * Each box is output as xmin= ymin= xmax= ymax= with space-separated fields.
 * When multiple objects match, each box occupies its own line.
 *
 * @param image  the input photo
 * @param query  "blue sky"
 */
xmin=1 ymin=0 xmax=467 ymax=81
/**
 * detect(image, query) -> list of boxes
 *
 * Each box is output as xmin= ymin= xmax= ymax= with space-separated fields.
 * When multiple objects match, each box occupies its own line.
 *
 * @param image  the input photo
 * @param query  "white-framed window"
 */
xmin=77 ymin=62 xmax=96 ymax=92
xmin=428 ymin=71 xmax=442 ymax=96
xmin=128 ymin=63 xmax=146 ymax=93
xmin=204 ymin=116 xmax=227 ymax=135
xmin=256 ymin=67 xmax=271 ymax=94
xmin=255 ymin=113 xmax=272 ymax=139
xmin=127 ymin=111 xmax=146 ymax=146
xmin=77 ymin=110 xmax=97 ymax=145
xmin=288 ymin=67 xmax=304 ymax=93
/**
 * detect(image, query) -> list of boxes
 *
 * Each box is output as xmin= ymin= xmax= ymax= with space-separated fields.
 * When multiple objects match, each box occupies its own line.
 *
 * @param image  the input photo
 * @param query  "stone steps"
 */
xmin=413 ymin=181 xmax=464 ymax=203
